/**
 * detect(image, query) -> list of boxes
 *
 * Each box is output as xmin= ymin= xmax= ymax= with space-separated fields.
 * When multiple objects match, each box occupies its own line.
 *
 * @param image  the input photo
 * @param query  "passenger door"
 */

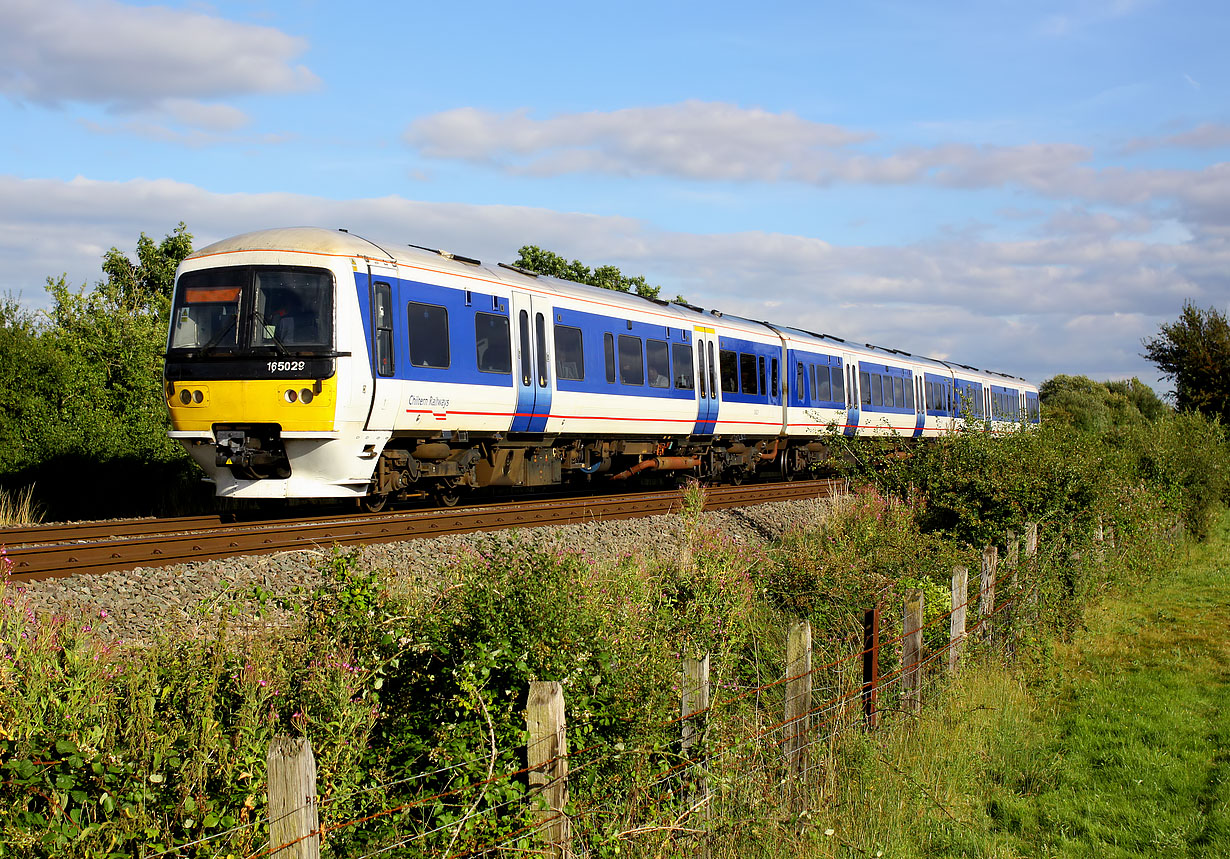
xmin=693 ymin=327 xmax=720 ymax=434
xmin=364 ymin=264 xmax=400 ymax=432
xmin=510 ymin=291 xmax=553 ymax=432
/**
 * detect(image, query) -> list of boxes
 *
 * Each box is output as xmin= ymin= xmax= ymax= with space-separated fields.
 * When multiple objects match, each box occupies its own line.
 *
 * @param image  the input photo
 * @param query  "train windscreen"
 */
xmin=169 ymin=266 xmax=333 ymax=354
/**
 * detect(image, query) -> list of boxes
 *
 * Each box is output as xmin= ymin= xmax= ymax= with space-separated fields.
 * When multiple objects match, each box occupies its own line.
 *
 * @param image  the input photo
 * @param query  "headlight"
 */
xmin=299 ymin=388 xmax=314 ymax=404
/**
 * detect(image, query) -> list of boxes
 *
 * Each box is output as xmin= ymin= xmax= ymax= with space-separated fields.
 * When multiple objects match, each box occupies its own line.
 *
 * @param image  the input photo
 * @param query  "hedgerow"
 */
xmin=0 ymin=415 xmax=1225 ymax=856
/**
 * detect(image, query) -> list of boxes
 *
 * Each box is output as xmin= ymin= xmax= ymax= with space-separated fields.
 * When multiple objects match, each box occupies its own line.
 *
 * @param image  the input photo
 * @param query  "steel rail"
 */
xmin=6 ymin=480 xmax=844 ymax=581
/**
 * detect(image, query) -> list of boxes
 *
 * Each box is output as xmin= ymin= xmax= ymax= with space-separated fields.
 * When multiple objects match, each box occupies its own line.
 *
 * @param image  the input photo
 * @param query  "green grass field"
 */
xmin=813 ymin=516 xmax=1230 ymax=859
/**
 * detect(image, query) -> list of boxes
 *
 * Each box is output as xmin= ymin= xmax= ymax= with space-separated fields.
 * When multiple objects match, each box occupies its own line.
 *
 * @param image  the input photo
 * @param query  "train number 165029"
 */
xmin=267 ymin=360 xmax=306 ymax=373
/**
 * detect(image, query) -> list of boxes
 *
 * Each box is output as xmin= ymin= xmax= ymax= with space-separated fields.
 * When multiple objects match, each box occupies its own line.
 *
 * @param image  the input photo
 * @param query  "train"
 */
xmin=163 ymin=226 xmax=1040 ymax=508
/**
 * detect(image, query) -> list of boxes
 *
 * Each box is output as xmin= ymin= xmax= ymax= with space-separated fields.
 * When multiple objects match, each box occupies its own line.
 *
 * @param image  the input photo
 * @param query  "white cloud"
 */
xmin=406 ymin=101 xmax=873 ymax=182
xmin=1122 ymin=122 xmax=1230 ymax=154
xmin=404 ymin=102 xmax=1111 ymax=195
xmin=0 ymin=0 xmax=317 ymax=125
xmin=402 ymin=103 xmax=1230 ymax=240
xmin=4 ymin=174 xmax=1216 ymax=390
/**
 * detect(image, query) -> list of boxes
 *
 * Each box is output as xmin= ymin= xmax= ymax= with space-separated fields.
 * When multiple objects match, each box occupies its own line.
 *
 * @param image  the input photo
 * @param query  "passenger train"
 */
xmin=163 ymin=227 xmax=1040 ymax=508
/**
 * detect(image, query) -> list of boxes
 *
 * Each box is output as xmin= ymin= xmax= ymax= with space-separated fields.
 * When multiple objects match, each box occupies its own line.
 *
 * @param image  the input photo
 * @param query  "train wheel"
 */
xmin=362 ymin=493 xmax=389 ymax=513
xmin=436 ymin=480 xmax=463 ymax=508
xmin=779 ymin=449 xmax=796 ymax=481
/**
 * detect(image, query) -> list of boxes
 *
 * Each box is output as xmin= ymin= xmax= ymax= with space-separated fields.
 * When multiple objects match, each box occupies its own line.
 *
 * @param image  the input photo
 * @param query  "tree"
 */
xmin=1039 ymin=374 xmax=1169 ymax=432
xmin=513 ymin=246 xmax=664 ymax=300
xmin=0 ymin=224 xmax=197 ymax=516
xmin=1143 ymin=302 xmax=1230 ymax=422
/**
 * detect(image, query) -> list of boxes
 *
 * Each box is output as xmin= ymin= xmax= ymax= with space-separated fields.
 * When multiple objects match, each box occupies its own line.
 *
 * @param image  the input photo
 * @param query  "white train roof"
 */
xmin=186 ymin=227 xmax=1033 ymax=388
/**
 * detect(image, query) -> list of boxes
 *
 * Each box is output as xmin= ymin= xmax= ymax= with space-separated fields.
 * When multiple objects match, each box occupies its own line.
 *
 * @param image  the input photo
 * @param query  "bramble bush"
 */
xmin=0 ymin=416 xmax=1224 ymax=856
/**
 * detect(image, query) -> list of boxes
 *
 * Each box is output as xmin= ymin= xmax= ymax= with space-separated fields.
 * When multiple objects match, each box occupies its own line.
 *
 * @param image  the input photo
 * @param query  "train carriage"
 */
xmin=164 ymin=226 xmax=1040 ymax=508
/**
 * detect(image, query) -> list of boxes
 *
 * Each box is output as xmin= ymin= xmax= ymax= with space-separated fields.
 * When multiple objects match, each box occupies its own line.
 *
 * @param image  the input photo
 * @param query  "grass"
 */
xmin=811 ymin=513 xmax=1230 ymax=858
xmin=0 ymin=484 xmax=41 ymax=526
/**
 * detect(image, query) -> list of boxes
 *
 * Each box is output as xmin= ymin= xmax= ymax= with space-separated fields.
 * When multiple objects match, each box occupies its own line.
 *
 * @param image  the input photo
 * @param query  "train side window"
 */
xmin=554 ymin=324 xmax=584 ymax=381
xmin=720 ymin=349 xmax=739 ymax=393
xmin=604 ymin=333 xmax=616 ymax=383
xmin=407 ymin=300 xmax=449 ymax=369
xmin=796 ymin=363 xmax=806 ymax=401
xmin=829 ymin=366 xmax=842 ymax=403
xmin=708 ymin=342 xmax=718 ymax=396
xmin=647 ymin=339 xmax=670 ymax=387
xmin=872 ymin=374 xmax=884 ymax=407
xmin=860 ymin=371 xmax=871 ymax=406
xmin=374 ymin=282 xmax=394 ymax=376
xmin=474 ymin=312 xmax=511 ymax=374
xmin=817 ymin=366 xmax=831 ymax=402
xmin=739 ymin=353 xmax=757 ymax=394
xmin=698 ymin=343 xmax=708 ymax=398
xmin=535 ymin=313 xmax=548 ymax=386
xmin=618 ymin=334 xmax=644 ymax=386
xmin=904 ymin=376 xmax=914 ymax=411
xmin=758 ymin=356 xmax=767 ymax=397
xmin=894 ymin=377 xmax=905 ymax=409
xmin=519 ymin=310 xmax=532 ymax=386
xmin=672 ymin=343 xmax=695 ymax=389
xmin=770 ymin=357 xmax=778 ymax=398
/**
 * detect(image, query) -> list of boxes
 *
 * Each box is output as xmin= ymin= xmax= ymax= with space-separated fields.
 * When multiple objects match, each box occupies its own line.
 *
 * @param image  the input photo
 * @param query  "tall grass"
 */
xmin=0 ymin=418 xmax=1224 ymax=857
xmin=0 ymin=483 xmax=42 ymax=526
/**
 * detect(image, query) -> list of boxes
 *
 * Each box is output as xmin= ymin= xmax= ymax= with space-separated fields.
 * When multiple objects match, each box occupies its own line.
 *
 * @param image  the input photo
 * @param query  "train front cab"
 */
xmin=165 ymin=254 xmax=378 ymax=499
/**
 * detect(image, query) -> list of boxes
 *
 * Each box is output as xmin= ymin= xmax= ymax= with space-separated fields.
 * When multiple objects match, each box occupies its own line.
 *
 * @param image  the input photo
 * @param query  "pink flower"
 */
xmin=99 ymin=610 xmax=109 ymax=619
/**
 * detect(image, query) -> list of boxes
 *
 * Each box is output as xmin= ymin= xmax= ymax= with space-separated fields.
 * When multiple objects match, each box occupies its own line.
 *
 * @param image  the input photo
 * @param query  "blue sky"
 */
xmin=3 ymin=0 xmax=1229 ymax=393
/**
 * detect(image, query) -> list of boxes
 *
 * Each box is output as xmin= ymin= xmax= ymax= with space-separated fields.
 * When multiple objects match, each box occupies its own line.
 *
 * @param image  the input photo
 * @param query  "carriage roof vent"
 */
xmin=709 ymin=309 xmax=723 ymax=317
xmin=672 ymin=300 xmax=704 ymax=312
xmin=409 ymin=244 xmax=480 ymax=266
xmin=498 ymin=262 xmax=540 ymax=278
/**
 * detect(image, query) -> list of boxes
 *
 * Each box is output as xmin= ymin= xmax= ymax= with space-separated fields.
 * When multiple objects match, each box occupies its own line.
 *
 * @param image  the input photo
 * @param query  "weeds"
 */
xmin=0 ymin=484 xmax=41 ymax=526
xmin=0 ymin=417 xmax=1225 ymax=856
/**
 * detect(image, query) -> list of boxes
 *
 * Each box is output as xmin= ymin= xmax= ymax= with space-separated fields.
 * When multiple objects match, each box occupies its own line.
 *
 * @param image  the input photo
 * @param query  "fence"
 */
xmin=165 ymin=518 xmax=1105 ymax=859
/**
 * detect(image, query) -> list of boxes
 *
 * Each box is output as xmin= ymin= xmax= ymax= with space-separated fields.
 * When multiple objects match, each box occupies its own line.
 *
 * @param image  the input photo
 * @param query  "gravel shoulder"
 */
xmin=13 ymin=496 xmax=839 ymax=646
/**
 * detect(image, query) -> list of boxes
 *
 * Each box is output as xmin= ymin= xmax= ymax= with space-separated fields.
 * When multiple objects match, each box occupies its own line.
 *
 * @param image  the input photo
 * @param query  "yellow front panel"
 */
xmin=166 ymin=377 xmax=338 ymax=433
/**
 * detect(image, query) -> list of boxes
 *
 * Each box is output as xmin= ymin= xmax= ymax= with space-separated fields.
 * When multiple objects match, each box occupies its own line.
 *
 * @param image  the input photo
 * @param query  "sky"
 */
xmin=3 ymin=0 xmax=1229 ymax=394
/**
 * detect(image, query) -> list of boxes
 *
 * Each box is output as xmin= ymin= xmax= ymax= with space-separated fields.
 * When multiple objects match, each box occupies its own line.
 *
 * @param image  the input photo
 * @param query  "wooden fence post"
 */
xmin=1025 ymin=522 xmax=1039 ymax=606
xmin=978 ymin=545 xmax=998 ymax=639
xmin=681 ymin=653 xmax=710 ymax=759
xmin=1006 ymin=531 xmax=1019 ymax=569
xmin=948 ymin=566 xmax=968 ymax=673
xmin=902 ymin=590 xmax=924 ymax=714
xmin=267 ymin=737 xmax=320 ymax=859
xmin=861 ymin=606 xmax=880 ymax=729
xmin=785 ymin=620 xmax=812 ymax=778
xmin=682 ymin=652 xmax=711 ymax=804
xmin=527 ymin=681 xmax=571 ymax=859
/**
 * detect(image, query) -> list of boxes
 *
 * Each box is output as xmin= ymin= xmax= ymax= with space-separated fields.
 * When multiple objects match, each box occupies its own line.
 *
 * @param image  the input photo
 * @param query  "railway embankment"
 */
xmin=11 ymin=493 xmax=837 ymax=647
xmin=1 ymin=417 xmax=1227 ymax=858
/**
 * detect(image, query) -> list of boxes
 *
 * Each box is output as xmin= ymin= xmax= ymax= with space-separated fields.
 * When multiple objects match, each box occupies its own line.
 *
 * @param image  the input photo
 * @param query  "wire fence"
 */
xmin=147 ymin=520 xmax=1097 ymax=859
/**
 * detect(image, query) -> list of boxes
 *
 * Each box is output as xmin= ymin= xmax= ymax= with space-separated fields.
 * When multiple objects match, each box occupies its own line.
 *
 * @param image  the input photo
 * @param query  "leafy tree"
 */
xmin=1143 ymin=301 xmax=1230 ymax=422
xmin=0 ymin=224 xmax=198 ymax=516
xmin=513 ymin=245 xmax=664 ymax=300
xmin=1039 ymin=374 xmax=1169 ymax=432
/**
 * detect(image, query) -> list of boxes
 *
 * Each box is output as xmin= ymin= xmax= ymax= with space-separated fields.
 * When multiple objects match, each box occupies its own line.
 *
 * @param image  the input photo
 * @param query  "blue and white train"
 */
xmin=163 ymin=227 xmax=1040 ymax=507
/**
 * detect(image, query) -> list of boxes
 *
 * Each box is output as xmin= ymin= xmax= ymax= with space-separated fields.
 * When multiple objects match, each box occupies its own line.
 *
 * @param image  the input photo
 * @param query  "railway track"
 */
xmin=3 ymin=480 xmax=846 ymax=582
